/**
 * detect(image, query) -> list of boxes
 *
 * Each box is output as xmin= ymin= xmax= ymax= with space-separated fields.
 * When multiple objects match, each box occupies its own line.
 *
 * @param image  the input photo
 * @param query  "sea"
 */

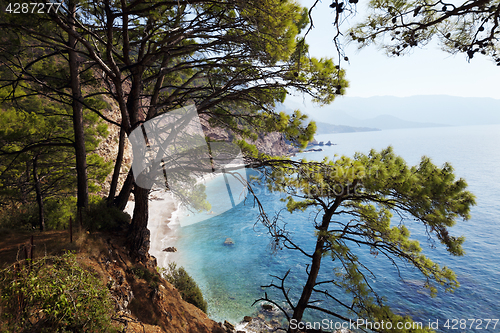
xmin=159 ymin=124 xmax=500 ymax=332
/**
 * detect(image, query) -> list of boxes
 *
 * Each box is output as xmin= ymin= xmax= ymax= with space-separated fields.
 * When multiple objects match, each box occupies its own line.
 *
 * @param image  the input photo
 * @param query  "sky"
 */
xmin=292 ymin=0 xmax=500 ymax=100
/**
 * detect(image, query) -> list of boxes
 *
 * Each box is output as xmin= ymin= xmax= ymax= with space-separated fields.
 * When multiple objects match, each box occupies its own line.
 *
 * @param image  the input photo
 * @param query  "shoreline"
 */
xmin=126 ymin=174 xmax=282 ymax=333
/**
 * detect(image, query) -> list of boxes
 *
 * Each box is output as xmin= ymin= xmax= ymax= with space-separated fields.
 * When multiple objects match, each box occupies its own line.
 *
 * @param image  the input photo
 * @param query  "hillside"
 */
xmin=0 ymin=230 xmax=230 ymax=333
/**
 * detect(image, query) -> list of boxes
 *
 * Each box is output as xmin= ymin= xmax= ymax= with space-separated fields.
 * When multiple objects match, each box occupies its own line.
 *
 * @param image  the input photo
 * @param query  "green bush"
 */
xmin=0 ymin=195 xmax=130 ymax=232
xmin=44 ymin=196 xmax=77 ymax=230
xmin=161 ymin=263 xmax=207 ymax=313
xmin=0 ymin=203 xmax=38 ymax=230
xmin=0 ymin=253 xmax=116 ymax=332
xmin=0 ymin=196 xmax=75 ymax=231
xmin=131 ymin=265 xmax=160 ymax=289
xmin=84 ymin=196 xmax=130 ymax=232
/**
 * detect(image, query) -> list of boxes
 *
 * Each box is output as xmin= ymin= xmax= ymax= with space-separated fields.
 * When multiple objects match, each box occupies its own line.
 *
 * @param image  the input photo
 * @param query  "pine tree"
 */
xmin=0 ymin=0 xmax=348 ymax=257
xmin=348 ymin=0 xmax=500 ymax=63
xmin=254 ymin=147 xmax=475 ymax=332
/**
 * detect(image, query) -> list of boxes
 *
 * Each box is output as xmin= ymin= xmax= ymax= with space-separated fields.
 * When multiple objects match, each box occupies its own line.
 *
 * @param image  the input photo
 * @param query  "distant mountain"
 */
xmin=311 ymin=111 xmax=445 ymax=130
xmin=349 ymin=114 xmax=446 ymax=130
xmin=283 ymin=95 xmax=500 ymax=129
xmin=315 ymin=121 xmax=380 ymax=134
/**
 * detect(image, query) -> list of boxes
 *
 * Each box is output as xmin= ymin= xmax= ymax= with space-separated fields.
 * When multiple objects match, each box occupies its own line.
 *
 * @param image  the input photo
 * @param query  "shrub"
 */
xmin=131 ymin=265 xmax=160 ymax=289
xmin=0 ymin=195 xmax=130 ymax=232
xmin=44 ymin=196 xmax=77 ymax=230
xmin=0 ymin=203 xmax=38 ymax=230
xmin=84 ymin=195 xmax=131 ymax=231
xmin=161 ymin=262 xmax=207 ymax=313
xmin=0 ymin=196 xmax=75 ymax=231
xmin=0 ymin=253 xmax=116 ymax=332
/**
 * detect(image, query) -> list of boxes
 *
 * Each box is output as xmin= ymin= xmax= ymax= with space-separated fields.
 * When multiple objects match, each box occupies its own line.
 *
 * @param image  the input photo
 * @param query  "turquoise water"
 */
xmin=171 ymin=124 xmax=500 ymax=331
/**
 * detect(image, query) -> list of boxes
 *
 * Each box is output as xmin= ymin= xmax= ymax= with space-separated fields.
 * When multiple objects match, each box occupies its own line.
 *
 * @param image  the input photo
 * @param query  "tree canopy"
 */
xmin=0 ymin=84 xmax=110 ymax=230
xmin=0 ymin=0 xmax=347 ymax=257
xmin=252 ymin=147 xmax=475 ymax=332
xmin=347 ymin=0 xmax=500 ymax=63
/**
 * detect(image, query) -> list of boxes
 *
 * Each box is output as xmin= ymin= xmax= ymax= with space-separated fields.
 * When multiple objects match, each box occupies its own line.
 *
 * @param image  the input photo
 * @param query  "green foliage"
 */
xmin=41 ymin=197 xmax=77 ymax=230
xmin=131 ymin=265 xmax=161 ymax=289
xmin=0 ymin=197 xmax=76 ymax=231
xmin=0 ymin=195 xmax=130 ymax=232
xmin=236 ymin=139 xmax=261 ymax=159
xmin=262 ymin=146 xmax=476 ymax=329
xmin=0 ymin=82 xmax=112 ymax=230
xmin=84 ymin=196 xmax=131 ymax=232
xmin=0 ymin=203 xmax=38 ymax=230
xmin=161 ymin=262 xmax=208 ymax=313
xmin=0 ymin=253 xmax=116 ymax=333
xmin=349 ymin=0 xmax=500 ymax=63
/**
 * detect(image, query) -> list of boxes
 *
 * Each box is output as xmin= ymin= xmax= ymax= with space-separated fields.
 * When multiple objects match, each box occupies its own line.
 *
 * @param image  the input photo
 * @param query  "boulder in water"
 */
xmin=262 ymin=303 xmax=273 ymax=310
xmin=224 ymin=237 xmax=234 ymax=245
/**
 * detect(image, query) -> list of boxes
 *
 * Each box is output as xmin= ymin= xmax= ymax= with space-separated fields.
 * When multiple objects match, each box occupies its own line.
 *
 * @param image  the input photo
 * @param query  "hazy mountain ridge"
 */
xmin=315 ymin=112 xmax=446 ymax=130
xmin=283 ymin=95 xmax=500 ymax=131
xmin=314 ymin=121 xmax=380 ymax=134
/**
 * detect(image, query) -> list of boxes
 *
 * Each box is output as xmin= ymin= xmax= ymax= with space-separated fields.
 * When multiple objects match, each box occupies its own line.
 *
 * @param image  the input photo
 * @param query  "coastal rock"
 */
xmin=243 ymin=316 xmax=253 ymax=322
xmin=224 ymin=238 xmax=235 ymax=245
xmin=307 ymin=139 xmax=319 ymax=147
xmin=270 ymin=319 xmax=280 ymax=327
xmin=262 ymin=303 xmax=273 ymax=310
xmin=162 ymin=247 xmax=178 ymax=252
xmin=326 ymin=140 xmax=333 ymax=146
xmin=223 ymin=320 xmax=235 ymax=332
xmin=239 ymin=317 xmax=278 ymax=333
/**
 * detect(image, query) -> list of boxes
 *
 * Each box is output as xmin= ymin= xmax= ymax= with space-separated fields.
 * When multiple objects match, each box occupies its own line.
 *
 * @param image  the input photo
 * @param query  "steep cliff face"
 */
xmin=200 ymin=116 xmax=297 ymax=157
xmin=79 ymin=233 xmax=227 ymax=333
xmin=248 ymin=131 xmax=298 ymax=156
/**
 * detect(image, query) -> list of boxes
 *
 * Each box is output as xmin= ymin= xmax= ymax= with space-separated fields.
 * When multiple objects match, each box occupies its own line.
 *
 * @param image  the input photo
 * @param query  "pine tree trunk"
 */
xmin=125 ymin=68 xmax=152 ymax=259
xmin=128 ymin=182 xmax=150 ymax=260
xmin=32 ymin=155 xmax=45 ymax=231
xmin=289 ymin=209 xmax=335 ymax=333
xmin=108 ymin=126 xmax=126 ymax=206
xmin=68 ymin=0 xmax=88 ymax=225
xmin=115 ymin=170 xmax=134 ymax=211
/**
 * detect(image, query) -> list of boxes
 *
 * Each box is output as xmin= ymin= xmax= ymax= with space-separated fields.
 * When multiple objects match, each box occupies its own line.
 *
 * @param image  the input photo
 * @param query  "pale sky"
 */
xmin=296 ymin=0 xmax=500 ymax=99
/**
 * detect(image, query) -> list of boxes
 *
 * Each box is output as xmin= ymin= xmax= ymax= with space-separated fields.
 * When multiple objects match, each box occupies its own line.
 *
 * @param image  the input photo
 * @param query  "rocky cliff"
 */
xmin=78 ymin=232 xmax=231 ymax=333
xmin=94 ymin=108 xmax=297 ymax=195
xmin=200 ymin=116 xmax=298 ymax=157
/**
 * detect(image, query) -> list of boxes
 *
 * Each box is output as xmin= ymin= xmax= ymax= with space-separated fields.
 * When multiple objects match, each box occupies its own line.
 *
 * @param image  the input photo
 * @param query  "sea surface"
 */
xmin=165 ymin=124 xmax=500 ymax=331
